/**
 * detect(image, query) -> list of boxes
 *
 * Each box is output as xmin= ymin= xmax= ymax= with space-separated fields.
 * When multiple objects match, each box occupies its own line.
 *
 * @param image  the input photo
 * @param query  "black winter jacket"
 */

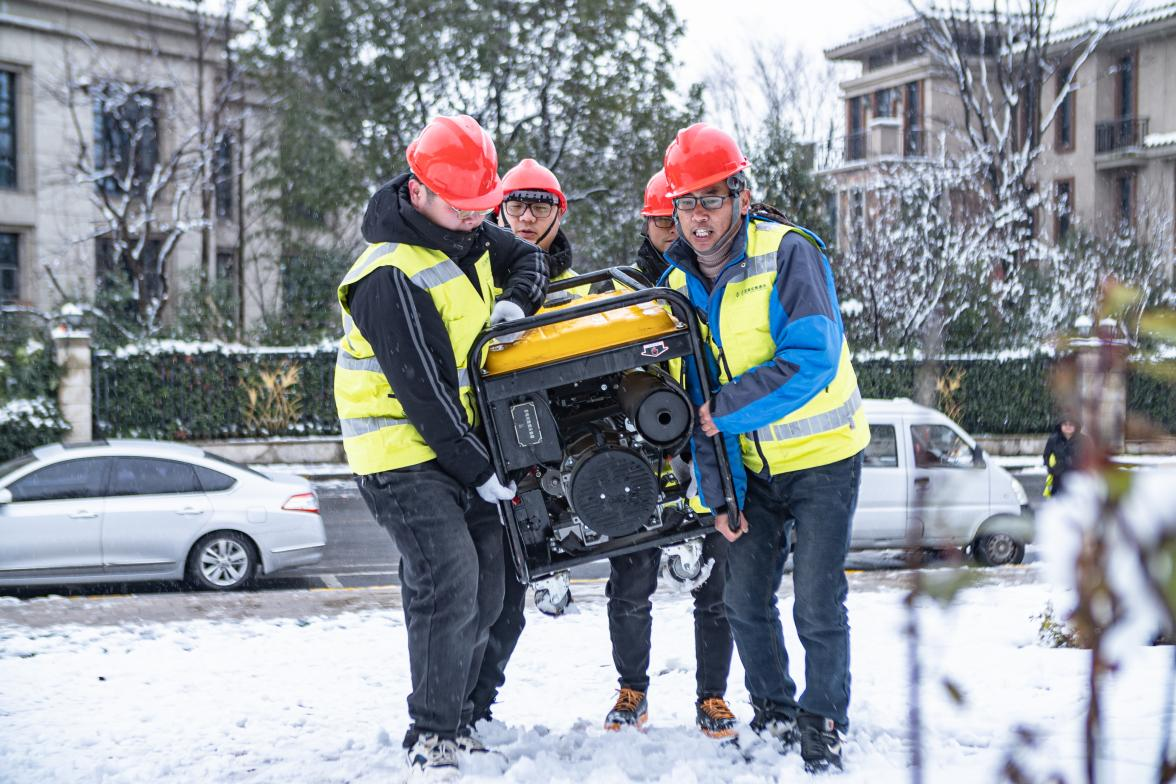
xmin=346 ymin=173 xmax=547 ymax=487
xmin=1042 ymin=424 xmax=1090 ymax=493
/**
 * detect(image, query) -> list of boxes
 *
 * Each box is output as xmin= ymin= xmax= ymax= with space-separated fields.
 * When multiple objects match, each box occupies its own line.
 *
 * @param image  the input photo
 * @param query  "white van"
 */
xmin=854 ymin=398 xmax=1032 ymax=565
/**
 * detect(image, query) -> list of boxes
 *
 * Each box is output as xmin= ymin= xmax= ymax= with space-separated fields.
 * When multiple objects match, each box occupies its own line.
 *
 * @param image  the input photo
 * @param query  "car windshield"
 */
xmin=202 ymin=451 xmax=269 ymax=479
xmin=0 ymin=453 xmax=36 ymax=482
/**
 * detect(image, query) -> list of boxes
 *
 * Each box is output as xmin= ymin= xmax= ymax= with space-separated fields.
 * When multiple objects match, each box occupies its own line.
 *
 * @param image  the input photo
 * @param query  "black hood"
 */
xmin=635 ymin=235 xmax=668 ymax=284
xmin=361 ymin=172 xmax=484 ymax=262
xmin=546 ymin=229 xmax=574 ymax=278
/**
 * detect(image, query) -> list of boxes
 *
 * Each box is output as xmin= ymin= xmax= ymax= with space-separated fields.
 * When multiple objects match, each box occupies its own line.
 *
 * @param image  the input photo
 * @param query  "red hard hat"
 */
xmin=500 ymin=158 xmax=567 ymax=213
xmin=663 ymin=123 xmax=749 ymax=199
xmin=641 ymin=169 xmax=674 ymax=217
xmin=405 ymin=115 xmax=501 ymax=211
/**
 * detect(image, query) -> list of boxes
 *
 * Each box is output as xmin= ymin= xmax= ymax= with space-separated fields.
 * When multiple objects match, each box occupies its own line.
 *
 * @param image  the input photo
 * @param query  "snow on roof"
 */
xmin=828 ymin=1 xmax=1176 ymax=58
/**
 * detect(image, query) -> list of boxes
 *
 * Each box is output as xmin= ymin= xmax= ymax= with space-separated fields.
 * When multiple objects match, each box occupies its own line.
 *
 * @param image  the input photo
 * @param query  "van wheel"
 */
xmin=971 ymin=533 xmax=1025 ymax=567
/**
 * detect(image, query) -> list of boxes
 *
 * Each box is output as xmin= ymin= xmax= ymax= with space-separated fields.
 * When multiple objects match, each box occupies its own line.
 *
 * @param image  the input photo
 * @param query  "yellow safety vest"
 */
xmin=334 ymin=242 xmax=494 ymax=475
xmin=666 ymin=221 xmax=869 ymax=475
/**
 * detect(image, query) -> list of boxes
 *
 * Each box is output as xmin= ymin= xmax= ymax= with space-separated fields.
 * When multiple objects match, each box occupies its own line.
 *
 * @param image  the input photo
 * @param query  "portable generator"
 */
xmin=469 ymin=267 xmax=738 ymax=614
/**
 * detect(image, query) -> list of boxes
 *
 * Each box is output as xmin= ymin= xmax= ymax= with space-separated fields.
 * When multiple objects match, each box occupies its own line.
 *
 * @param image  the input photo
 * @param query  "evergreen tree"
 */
xmin=245 ymin=0 xmax=695 ymax=342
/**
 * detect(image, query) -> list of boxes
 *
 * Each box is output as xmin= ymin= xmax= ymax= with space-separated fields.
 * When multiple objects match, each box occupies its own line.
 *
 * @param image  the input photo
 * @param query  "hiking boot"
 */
xmin=750 ymin=699 xmax=799 ymax=750
xmin=603 ymin=688 xmax=648 ymax=731
xmin=404 ymin=732 xmax=460 ymax=778
xmin=798 ymin=713 xmax=844 ymax=773
xmin=696 ymin=696 xmax=738 ymax=739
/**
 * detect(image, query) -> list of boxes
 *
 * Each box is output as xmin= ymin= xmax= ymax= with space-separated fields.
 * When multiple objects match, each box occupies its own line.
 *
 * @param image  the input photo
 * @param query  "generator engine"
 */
xmin=471 ymin=269 xmax=736 ymax=584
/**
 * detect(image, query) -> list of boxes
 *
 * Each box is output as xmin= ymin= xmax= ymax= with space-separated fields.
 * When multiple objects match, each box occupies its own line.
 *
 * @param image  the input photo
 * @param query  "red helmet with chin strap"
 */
xmin=406 ymin=115 xmax=501 ymax=211
xmin=641 ymin=169 xmax=674 ymax=217
xmin=499 ymin=158 xmax=567 ymax=213
xmin=663 ymin=123 xmax=749 ymax=199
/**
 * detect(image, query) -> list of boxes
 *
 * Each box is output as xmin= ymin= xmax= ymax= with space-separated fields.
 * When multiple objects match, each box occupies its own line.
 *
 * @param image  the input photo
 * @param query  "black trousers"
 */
xmin=357 ymin=462 xmax=505 ymax=739
xmin=469 ymin=530 xmax=528 ymax=720
xmin=607 ymin=532 xmax=734 ymax=698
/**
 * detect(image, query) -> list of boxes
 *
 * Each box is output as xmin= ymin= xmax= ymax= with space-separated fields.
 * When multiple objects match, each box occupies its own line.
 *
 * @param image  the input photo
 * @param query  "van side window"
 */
xmin=910 ymin=425 xmax=973 ymax=468
xmin=864 ymin=425 xmax=898 ymax=467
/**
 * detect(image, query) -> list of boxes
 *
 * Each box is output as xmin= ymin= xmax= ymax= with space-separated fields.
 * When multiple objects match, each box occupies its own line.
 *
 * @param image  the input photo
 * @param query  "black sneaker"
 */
xmin=604 ymin=688 xmax=648 ymax=731
xmin=696 ymin=696 xmax=738 ymax=739
xmin=749 ymin=699 xmax=799 ymax=750
xmin=798 ymin=713 xmax=843 ymax=773
xmin=404 ymin=732 xmax=460 ymax=778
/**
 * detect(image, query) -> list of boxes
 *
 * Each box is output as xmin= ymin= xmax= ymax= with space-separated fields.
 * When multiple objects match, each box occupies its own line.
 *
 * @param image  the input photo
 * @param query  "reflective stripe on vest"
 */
xmin=333 ymin=241 xmax=493 ymax=475
xmin=756 ymin=388 xmax=862 ymax=442
xmin=336 ymin=349 xmax=471 ymax=388
xmin=666 ymin=220 xmax=869 ymax=474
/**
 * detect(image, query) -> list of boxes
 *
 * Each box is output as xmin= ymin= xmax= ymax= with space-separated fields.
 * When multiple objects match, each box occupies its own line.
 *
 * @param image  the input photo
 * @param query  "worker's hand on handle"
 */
xmin=490 ymin=300 xmax=526 ymax=342
xmin=714 ymin=511 xmax=749 ymax=543
xmin=698 ymin=402 xmax=718 ymax=437
xmin=476 ymin=474 xmax=517 ymax=504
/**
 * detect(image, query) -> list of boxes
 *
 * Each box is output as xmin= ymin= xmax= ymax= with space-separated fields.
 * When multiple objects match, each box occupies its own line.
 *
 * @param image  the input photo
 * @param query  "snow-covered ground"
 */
xmin=1 ymin=565 xmax=1172 ymax=783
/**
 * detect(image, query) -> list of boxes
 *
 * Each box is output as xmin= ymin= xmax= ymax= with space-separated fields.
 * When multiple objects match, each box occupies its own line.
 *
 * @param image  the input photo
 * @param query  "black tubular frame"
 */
xmin=468 ymin=266 xmax=739 ymax=582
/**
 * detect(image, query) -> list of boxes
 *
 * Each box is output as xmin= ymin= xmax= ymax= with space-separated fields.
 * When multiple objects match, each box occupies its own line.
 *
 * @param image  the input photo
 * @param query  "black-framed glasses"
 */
xmin=503 ymin=200 xmax=556 ymax=219
xmin=673 ymin=194 xmax=734 ymax=212
xmin=648 ymin=215 xmax=675 ymax=229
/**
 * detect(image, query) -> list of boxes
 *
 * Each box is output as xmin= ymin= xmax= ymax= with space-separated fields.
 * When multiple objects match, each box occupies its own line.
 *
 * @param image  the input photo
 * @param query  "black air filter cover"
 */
xmin=618 ymin=370 xmax=693 ymax=451
xmin=564 ymin=444 xmax=658 ymax=538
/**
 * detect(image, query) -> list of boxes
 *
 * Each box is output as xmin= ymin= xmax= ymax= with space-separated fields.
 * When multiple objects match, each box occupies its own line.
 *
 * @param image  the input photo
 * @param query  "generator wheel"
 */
xmin=535 ymin=588 xmax=570 ymax=617
xmin=667 ymin=553 xmax=703 ymax=583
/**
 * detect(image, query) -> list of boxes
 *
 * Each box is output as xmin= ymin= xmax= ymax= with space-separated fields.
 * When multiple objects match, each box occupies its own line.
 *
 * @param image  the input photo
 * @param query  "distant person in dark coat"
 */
xmin=1042 ymin=418 xmax=1090 ymax=497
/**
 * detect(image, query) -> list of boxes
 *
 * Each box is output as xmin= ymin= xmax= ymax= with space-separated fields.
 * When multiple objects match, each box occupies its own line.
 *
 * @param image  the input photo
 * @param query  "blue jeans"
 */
xmin=358 ymin=462 xmax=505 ymax=739
xmin=723 ymin=452 xmax=862 ymax=730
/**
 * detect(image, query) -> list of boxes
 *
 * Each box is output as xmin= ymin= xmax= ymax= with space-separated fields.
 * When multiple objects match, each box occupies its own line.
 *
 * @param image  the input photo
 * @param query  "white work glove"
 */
xmin=490 ymin=300 xmax=526 ymax=343
xmin=476 ymin=474 xmax=517 ymax=503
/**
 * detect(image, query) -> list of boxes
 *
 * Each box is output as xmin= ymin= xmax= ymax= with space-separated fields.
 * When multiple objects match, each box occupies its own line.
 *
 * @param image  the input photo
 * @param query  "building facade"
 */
xmin=0 ymin=0 xmax=280 ymax=334
xmin=820 ymin=4 xmax=1176 ymax=259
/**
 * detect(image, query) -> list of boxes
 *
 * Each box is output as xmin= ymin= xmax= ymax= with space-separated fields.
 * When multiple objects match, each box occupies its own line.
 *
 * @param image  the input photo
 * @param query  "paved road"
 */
xmin=0 ymin=471 xmax=1049 ymax=600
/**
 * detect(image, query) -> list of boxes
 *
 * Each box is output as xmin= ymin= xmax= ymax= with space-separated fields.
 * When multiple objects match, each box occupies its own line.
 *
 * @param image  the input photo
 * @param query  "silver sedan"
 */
xmin=0 ymin=440 xmax=326 ymax=590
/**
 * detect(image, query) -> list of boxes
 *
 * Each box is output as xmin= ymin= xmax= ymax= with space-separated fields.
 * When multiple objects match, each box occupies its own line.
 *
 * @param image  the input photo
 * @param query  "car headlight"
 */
xmin=1011 ymin=477 xmax=1028 ymax=508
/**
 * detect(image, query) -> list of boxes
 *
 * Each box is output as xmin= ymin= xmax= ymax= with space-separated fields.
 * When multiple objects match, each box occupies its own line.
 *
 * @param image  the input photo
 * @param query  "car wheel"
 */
xmin=971 ymin=533 xmax=1025 ymax=567
xmin=667 ymin=553 xmax=703 ymax=583
xmin=187 ymin=531 xmax=257 ymax=590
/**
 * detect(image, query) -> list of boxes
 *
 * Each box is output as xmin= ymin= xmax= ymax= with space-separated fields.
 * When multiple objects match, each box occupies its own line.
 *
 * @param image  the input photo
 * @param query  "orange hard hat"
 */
xmin=405 ymin=115 xmax=501 ymax=211
xmin=500 ymin=158 xmax=567 ymax=213
xmin=663 ymin=123 xmax=749 ymax=199
xmin=641 ymin=169 xmax=674 ymax=217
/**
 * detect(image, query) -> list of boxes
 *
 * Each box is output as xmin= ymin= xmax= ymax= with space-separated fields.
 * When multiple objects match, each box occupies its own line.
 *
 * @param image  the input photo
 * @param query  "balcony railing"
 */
xmin=1095 ymin=116 xmax=1149 ymax=154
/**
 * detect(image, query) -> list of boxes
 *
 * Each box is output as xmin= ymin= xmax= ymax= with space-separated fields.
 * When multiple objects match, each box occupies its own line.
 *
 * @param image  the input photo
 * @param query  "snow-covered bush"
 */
xmin=0 ymin=312 xmax=68 ymax=461
xmin=0 ymin=397 xmax=69 ymax=462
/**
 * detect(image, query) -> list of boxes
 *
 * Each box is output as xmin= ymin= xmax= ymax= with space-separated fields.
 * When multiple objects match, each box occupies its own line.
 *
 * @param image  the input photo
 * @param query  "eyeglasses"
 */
xmin=648 ymin=215 xmax=675 ymax=229
xmin=673 ymin=194 xmax=735 ymax=212
xmin=414 ymin=179 xmax=491 ymax=220
xmin=444 ymin=202 xmax=493 ymax=220
xmin=503 ymin=200 xmax=556 ymax=219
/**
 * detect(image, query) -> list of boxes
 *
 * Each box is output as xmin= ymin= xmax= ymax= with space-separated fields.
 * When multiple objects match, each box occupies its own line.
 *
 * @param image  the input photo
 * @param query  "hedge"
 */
xmin=93 ymin=342 xmax=337 ymax=440
xmin=89 ymin=343 xmax=1174 ymax=441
